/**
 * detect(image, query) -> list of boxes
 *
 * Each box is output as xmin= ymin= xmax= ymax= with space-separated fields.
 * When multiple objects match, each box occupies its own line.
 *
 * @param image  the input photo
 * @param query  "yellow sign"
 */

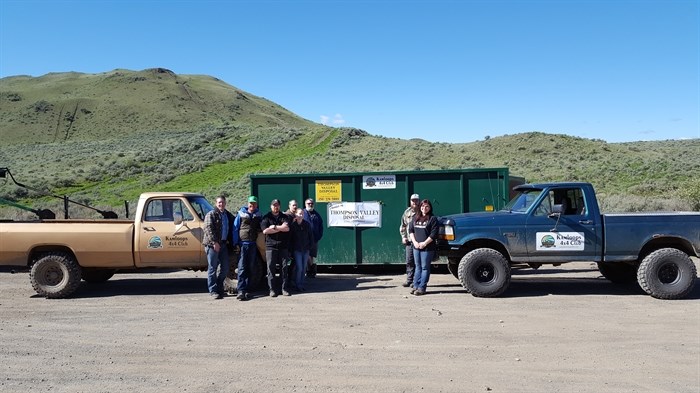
xmin=316 ymin=180 xmax=342 ymax=202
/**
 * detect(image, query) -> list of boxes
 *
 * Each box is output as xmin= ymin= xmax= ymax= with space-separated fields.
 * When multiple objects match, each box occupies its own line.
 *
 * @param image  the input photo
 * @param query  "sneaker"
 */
xmin=401 ymin=281 xmax=411 ymax=287
xmin=236 ymin=292 xmax=248 ymax=301
xmin=211 ymin=292 xmax=223 ymax=299
xmin=410 ymin=289 xmax=415 ymax=295
xmin=282 ymin=290 xmax=291 ymax=296
xmin=414 ymin=289 xmax=425 ymax=296
xmin=270 ymin=290 xmax=278 ymax=298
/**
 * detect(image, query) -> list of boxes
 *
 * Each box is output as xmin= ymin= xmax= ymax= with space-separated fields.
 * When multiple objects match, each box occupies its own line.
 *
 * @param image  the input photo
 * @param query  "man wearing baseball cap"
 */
xmin=232 ymin=195 xmax=262 ymax=301
xmin=399 ymin=193 xmax=420 ymax=287
xmin=260 ymin=198 xmax=292 ymax=297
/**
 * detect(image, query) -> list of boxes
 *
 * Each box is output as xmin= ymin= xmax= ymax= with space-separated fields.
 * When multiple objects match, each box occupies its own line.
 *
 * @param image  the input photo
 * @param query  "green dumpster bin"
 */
xmin=250 ymin=168 xmax=523 ymax=266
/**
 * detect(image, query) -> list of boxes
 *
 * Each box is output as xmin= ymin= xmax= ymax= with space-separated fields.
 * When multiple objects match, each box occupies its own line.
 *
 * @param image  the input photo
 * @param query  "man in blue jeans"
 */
xmin=202 ymin=195 xmax=235 ymax=299
xmin=233 ymin=196 xmax=262 ymax=301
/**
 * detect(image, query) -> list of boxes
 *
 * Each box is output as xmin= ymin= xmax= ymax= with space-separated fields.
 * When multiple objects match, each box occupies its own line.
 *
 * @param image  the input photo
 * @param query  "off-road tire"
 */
xmin=637 ymin=248 xmax=696 ymax=299
xmin=30 ymin=252 xmax=82 ymax=299
xmin=447 ymin=257 xmax=460 ymax=279
xmin=81 ymin=268 xmax=116 ymax=283
xmin=457 ymin=248 xmax=511 ymax=297
xmin=597 ymin=262 xmax=638 ymax=284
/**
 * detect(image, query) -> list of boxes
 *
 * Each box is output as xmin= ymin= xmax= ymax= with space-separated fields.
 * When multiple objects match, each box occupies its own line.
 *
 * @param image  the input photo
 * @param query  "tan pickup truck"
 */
xmin=0 ymin=192 xmax=264 ymax=298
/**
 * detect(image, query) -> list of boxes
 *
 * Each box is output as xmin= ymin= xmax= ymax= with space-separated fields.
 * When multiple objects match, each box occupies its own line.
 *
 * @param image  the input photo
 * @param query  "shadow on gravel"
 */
xmin=66 ymin=276 xmax=206 ymax=298
xmin=429 ymin=277 xmax=700 ymax=300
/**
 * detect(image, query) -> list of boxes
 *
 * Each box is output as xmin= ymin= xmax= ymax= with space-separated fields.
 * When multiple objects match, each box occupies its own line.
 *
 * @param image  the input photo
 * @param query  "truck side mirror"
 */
xmin=173 ymin=213 xmax=183 ymax=226
xmin=549 ymin=204 xmax=564 ymax=218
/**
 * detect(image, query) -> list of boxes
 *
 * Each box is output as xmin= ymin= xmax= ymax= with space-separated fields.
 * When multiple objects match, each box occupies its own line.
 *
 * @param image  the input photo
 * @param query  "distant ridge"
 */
xmin=1 ymin=68 xmax=698 ymax=215
xmin=0 ymin=68 xmax=312 ymax=144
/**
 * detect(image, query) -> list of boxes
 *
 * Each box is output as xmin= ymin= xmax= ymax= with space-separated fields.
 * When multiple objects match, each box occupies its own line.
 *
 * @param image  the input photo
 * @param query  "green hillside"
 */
xmin=1 ymin=69 xmax=698 ymax=218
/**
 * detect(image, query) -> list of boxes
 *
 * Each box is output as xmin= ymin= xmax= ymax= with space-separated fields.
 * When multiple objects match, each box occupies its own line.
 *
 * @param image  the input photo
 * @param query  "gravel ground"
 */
xmin=1 ymin=261 xmax=699 ymax=393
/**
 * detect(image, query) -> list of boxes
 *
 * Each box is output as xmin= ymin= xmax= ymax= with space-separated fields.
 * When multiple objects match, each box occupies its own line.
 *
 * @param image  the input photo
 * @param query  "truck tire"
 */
xmin=447 ymin=257 xmax=460 ymax=279
xmin=597 ymin=262 xmax=638 ymax=284
xmin=81 ymin=268 xmax=116 ymax=283
xmin=457 ymin=248 xmax=511 ymax=297
xmin=30 ymin=252 xmax=82 ymax=299
xmin=637 ymin=248 xmax=696 ymax=299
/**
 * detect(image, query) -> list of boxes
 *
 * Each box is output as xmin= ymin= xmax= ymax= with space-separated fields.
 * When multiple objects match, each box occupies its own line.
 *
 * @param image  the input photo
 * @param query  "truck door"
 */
xmin=135 ymin=198 xmax=204 ymax=267
xmin=524 ymin=187 xmax=601 ymax=262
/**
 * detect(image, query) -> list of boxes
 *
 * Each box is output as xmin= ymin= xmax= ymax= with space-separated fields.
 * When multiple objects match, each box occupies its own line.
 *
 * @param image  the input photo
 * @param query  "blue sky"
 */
xmin=1 ymin=0 xmax=698 ymax=143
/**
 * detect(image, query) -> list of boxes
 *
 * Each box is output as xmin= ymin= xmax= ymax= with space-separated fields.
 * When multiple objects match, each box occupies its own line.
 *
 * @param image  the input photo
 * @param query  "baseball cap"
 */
xmin=248 ymin=196 xmax=258 ymax=203
xmin=270 ymin=199 xmax=280 ymax=205
xmin=410 ymin=193 xmax=420 ymax=200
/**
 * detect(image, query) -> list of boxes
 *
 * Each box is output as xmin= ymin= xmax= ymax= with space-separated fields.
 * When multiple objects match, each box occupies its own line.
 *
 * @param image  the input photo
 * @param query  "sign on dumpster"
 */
xmin=327 ymin=201 xmax=382 ymax=227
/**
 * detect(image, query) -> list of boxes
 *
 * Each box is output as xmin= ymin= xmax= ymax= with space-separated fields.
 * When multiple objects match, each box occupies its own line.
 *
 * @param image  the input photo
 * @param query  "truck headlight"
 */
xmin=439 ymin=225 xmax=455 ymax=241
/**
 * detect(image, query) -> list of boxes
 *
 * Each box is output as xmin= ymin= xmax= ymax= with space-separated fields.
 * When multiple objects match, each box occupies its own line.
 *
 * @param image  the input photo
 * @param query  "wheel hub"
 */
xmin=658 ymin=263 xmax=679 ymax=284
xmin=475 ymin=264 xmax=495 ymax=283
xmin=45 ymin=267 xmax=63 ymax=286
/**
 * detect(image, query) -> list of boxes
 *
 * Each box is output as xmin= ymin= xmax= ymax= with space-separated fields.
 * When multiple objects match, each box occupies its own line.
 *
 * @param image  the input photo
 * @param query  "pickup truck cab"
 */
xmin=438 ymin=182 xmax=699 ymax=299
xmin=1 ymin=192 xmax=225 ymax=298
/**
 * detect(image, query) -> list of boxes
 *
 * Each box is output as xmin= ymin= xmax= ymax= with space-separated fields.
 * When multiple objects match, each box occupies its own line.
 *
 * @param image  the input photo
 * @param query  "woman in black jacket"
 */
xmin=408 ymin=199 xmax=438 ymax=296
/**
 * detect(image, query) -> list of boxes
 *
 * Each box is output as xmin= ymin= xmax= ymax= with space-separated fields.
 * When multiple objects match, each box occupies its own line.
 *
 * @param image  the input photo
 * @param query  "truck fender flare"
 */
xmin=29 ymin=245 xmax=79 ymax=267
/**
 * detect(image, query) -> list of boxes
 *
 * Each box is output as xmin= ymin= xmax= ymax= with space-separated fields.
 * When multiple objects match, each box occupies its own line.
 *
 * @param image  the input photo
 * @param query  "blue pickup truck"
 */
xmin=438 ymin=182 xmax=700 ymax=299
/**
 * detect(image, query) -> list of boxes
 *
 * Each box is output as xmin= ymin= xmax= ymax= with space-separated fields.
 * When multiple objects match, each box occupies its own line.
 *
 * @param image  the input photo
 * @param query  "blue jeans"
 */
xmin=206 ymin=242 xmax=230 ymax=294
xmin=405 ymin=244 xmax=415 ymax=283
xmin=412 ymin=248 xmax=433 ymax=291
xmin=293 ymin=250 xmax=309 ymax=290
xmin=237 ymin=242 xmax=257 ymax=294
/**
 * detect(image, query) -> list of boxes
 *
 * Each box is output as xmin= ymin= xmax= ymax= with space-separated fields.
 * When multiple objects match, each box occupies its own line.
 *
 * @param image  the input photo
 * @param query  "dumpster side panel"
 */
xmin=251 ymin=168 xmax=519 ymax=266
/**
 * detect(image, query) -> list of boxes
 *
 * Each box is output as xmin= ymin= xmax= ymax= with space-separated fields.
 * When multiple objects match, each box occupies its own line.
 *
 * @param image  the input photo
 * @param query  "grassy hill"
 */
xmin=1 ymin=69 xmax=698 ymax=218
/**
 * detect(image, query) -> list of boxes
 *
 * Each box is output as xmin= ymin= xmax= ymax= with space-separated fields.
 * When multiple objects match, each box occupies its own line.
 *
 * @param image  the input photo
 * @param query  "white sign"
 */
xmin=328 ymin=202 xmax=382 ymax=227
xmin=362 ymin=175 xmax=396 ymax=189
xmin=536 ymin=232 xmax=585 ymax=251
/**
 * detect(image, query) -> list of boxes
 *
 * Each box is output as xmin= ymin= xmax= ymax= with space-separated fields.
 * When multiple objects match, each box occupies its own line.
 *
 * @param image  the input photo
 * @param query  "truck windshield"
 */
xmin=187 ymin=196 xmax=214 ymax=220
xmin=502 ymin=189 xmax=544 ymax=213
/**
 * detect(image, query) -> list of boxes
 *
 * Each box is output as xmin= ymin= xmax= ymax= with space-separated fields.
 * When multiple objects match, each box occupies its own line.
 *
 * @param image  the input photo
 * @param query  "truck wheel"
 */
xmin=457 ymin=248 xmax=511 ymax=297
xmin=597 ymin=262 xmax=638 ymax=284
xmin=637 ymin=248 xmax=696 ymax=299
xmin=447 ymin=257 xmax=460 ymax=279
xmin=81 ymin=268 xmax=116 ymax=283
xmin=30 ymin=252 xmax=82 ymax=299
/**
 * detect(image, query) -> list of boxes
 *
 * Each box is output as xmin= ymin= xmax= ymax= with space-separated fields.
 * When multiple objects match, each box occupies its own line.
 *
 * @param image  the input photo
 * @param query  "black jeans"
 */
xmin=265 ymin=248 xmax=290 ymax=293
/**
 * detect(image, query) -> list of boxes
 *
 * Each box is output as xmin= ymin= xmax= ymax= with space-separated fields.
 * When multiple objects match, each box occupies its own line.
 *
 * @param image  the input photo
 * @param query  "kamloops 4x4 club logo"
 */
xmin=148 ymin=236 xmax=163 ymax=249
xmin=536 ymin=232 xmax=585 ymax=251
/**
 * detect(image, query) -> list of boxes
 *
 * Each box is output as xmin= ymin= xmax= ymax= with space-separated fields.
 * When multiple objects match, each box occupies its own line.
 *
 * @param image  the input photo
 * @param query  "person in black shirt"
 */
xmin=260 ymin=199 xmax=292 ymax=297
xmin=408 ymin=199 xmax=439 ymax=296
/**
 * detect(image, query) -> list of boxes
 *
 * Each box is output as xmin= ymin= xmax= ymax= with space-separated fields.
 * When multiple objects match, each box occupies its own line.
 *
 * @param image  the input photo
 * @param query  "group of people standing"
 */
xmin=203 ymin=195 xmax=323 ymax=301
xmin=203 ymin=192 xmax=438 ymax=300
xmin=399 ymin=194 xmax=439 ymax=296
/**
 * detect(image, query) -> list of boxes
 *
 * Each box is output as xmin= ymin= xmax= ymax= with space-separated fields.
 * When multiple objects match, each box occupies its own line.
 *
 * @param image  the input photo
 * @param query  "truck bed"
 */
xmin=0 ymin=220 xmax=135 ymax=267
xmin=603 ymin=212 xmax=700 ymax=261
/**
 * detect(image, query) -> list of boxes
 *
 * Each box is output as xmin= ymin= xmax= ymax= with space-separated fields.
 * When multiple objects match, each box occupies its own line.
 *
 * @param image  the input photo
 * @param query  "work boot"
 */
xmin=306 ymin=263 xmax=317 ymax=278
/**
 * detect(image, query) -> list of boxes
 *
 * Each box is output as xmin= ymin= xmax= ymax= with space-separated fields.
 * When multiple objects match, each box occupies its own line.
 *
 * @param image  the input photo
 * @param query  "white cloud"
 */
xmin=332 ymin=114 xmax=345 ymax=125
xmin=320 ymin=114 xmax=346 ymax=126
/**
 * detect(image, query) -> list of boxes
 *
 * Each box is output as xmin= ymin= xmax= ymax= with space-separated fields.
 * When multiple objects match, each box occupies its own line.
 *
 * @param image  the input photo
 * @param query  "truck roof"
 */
xmin=513 ymin=182 xmax=592 ymax=191
xmin=138 ymin=192 xmax=205 ymax=198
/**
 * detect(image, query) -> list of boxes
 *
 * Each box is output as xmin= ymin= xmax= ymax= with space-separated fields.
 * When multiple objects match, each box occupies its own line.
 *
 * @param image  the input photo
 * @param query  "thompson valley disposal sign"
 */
xmin=327 ymin=202 xmax=382 ymax=227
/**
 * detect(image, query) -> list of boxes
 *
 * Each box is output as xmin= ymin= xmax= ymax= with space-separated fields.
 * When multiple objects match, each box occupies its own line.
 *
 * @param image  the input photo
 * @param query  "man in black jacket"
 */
xmin=202 ymin=195 xmax=235 ymax=299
